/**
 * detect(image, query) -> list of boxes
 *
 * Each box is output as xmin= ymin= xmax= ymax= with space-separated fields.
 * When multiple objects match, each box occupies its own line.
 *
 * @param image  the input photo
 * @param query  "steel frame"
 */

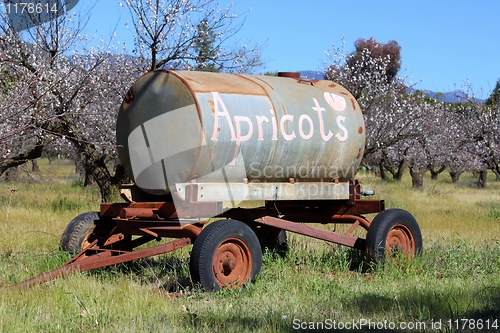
xmin=15 ymin=180 xmax=384 ymax=287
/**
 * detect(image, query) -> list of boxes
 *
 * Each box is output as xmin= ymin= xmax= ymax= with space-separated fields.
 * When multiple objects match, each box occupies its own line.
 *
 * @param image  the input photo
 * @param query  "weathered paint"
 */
xmin=116 ymin=70 xmax=366 ymax=196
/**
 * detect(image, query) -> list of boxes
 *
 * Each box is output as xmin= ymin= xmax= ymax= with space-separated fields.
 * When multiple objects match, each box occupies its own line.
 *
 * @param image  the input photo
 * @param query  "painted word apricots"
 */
xmin=210 ymin=91 xmax=349 ymax=143
xmin=116 ymin=70 xmax=366 ymax=196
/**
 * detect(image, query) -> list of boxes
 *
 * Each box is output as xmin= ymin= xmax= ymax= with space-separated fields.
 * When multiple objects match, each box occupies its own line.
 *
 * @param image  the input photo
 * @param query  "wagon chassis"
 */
xmin=16 ymin=180 xmax=418 ymax=290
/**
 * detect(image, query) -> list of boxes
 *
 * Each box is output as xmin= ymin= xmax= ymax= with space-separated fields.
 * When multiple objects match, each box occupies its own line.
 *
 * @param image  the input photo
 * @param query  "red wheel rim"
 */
xmin=386 ymin=223 xmax=416 ymax=257
xmin=212 ymin=238 xmax=253 ymax=288
xmin=82 ymin=236 xmax=93 ymax=250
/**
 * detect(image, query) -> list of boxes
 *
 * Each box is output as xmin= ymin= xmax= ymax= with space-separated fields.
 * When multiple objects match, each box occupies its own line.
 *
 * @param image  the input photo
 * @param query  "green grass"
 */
xmin=0 ymin=159 xmax=499 ymax=332
xmin=0 ymin=163 xmax=100 ymax=253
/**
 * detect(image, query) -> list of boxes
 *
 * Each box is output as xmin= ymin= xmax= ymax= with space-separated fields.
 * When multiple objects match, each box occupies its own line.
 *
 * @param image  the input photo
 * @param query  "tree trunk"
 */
xmin=428 ymin=165 xmax=446 ymax=181
xmin=378 ymin=161 xmax=387 ymax=180
xmin=381 ymin=149 xmax=406 ymax=182
xmin=492 ymin=167 xmax=500 ymax=181
xmin=42 ymin=116 xmax=120 ymax=202
xmin=0 ymin=143 xmax=43 ymax=177
xmin=490 ymin=155 xmax=500 ymax=181
xmin=31 ymin=159 xmax=40 ymax=172
xmin=5 ymin=166 xmax=20 ymax=182
xmin=409 ymin=166 xmax=426 ymax=190
xmin=81 ymin=145 xmax=116 ymax=202
xmin=449 ymin=171 xmax=461 ymax=183
xmin=393 ymin=161 xmax=406 ymax=181
xmin=476 ymin=169 xmax=487 ymax=188
xmin=83 ymin=168 xmax=94 ymax=186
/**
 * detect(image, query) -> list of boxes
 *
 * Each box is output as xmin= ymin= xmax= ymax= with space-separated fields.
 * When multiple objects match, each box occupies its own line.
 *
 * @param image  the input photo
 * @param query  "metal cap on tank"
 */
xmin=277 ymin=72 xmax=301 ymax=79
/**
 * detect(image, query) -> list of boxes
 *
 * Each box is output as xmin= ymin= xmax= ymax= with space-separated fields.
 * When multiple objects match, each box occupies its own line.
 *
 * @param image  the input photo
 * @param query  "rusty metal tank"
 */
xmin=116 ymin=70 xmax=365 ymax=196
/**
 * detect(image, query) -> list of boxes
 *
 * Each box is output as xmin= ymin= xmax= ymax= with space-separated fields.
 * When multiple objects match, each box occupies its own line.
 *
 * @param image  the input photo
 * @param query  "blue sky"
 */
xmin=78 ymin=0 xmax=499 ymax=96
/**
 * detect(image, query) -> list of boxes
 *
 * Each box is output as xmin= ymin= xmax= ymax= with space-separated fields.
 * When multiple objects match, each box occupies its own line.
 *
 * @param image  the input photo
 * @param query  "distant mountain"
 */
xmin=299 ymin=70 xmax=324 ymax=80
xmin=414 ymin=89 xmax=484 ymax=104
xmin=299 ymin=70 xmax=484 ymax=104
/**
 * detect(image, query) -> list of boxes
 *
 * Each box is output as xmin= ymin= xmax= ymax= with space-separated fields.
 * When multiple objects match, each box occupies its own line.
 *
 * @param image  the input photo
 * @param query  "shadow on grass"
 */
xmin=180 ymin=290 xmax=500 ymax=333
xmin=348 ymin=287 xmax=500 ymax=330
xmin=181 ymin=311 xmax=406 ymax=333
xmin=462 ymin=289 xmax=500 ymax=321
xmin=91 ymin=254 xmax=194 ymax=293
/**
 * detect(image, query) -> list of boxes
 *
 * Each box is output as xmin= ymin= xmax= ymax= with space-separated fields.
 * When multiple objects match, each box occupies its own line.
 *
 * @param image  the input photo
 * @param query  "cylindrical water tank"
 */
xmin=116 ymin=70 xmax=365 ymax=196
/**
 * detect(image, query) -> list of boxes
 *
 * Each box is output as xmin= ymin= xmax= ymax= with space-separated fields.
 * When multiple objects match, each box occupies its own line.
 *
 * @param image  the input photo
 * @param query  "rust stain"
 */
xmin=251 ymin=76 xmax=276 ymax=91
xmin=208 ymin=98 xmax=214 ymax=114
xmin=358 ymin=126 xmax=363 ymax=135
xmin=328 ymin=83 xmax=337 ymax=88
xmin=339 ymin=92 xmax=348 ymax=96
xmin=278 ymin=72 xmax=300 ymax=79
xmin=124 ymin=88 xmax=134 ymax=104
xmin=356 ymin=148 xmax=362 ymax=159
xmin=351 ymin=99 xmax=357 ymax=111
xmin=169 ymin=71 xmax=268 ymax=95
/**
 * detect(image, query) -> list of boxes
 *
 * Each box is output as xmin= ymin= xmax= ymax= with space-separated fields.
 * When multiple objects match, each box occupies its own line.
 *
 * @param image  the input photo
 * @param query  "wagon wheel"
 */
xmin=60 ymin=211 xmax=111 ymax=253
xmin=190 ymin=219 xmax=262 ymax=292
xmin=272 ymin=229 xmax=288 ymax=255
xmin=366 ymin=209 xmax=422 ymax=263
xmin=252 ymin=225 xmax=288 ymax=255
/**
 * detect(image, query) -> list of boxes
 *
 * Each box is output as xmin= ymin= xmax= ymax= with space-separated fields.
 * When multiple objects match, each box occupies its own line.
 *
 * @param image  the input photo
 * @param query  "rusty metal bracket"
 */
xmin=255 ymin=216 xmax=366 ymax=249
xmin=14 ymin=238 xmax=192 ymax=289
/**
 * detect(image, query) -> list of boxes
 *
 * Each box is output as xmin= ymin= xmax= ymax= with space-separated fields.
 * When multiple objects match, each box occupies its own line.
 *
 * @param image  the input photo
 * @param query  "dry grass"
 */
xmin=0 ymin=159 xmax=499 ymax=332
xmin=357 ymin=170 xmax=500 ymax=245
xmin=0 ymin=160 xmax=100 ymax=252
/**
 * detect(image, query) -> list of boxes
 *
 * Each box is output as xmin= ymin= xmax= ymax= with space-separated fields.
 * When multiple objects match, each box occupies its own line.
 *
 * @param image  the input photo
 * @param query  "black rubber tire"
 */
xmin=265 ymin=229 xmax=288 ymax=256
xmin=252 ymin=225 xmax=288 ymax=255
xmin=276 ymin=229 xmax=287 ymax=250
xmin=190 ymin=219 xmax=263 ymax=292
xmin=366 ymin=209 xmax=423 ymax=263
xmin=60 ymin=211 xmax=100 ymax=253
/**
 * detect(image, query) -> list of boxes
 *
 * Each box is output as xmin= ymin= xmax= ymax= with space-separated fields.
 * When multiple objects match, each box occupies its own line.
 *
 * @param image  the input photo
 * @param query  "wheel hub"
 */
xmin=386 ymin=224 xmax=415 ymax=256
xmin=222 ymin=257 xmax=237 ymax=274
xmin=212 ymin=238 xmax=252 ymax=288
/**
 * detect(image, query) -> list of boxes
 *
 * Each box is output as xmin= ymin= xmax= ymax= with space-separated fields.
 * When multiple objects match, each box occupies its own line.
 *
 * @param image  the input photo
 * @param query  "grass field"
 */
xmin=0 ymin=159 xmax=499 ymax=332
